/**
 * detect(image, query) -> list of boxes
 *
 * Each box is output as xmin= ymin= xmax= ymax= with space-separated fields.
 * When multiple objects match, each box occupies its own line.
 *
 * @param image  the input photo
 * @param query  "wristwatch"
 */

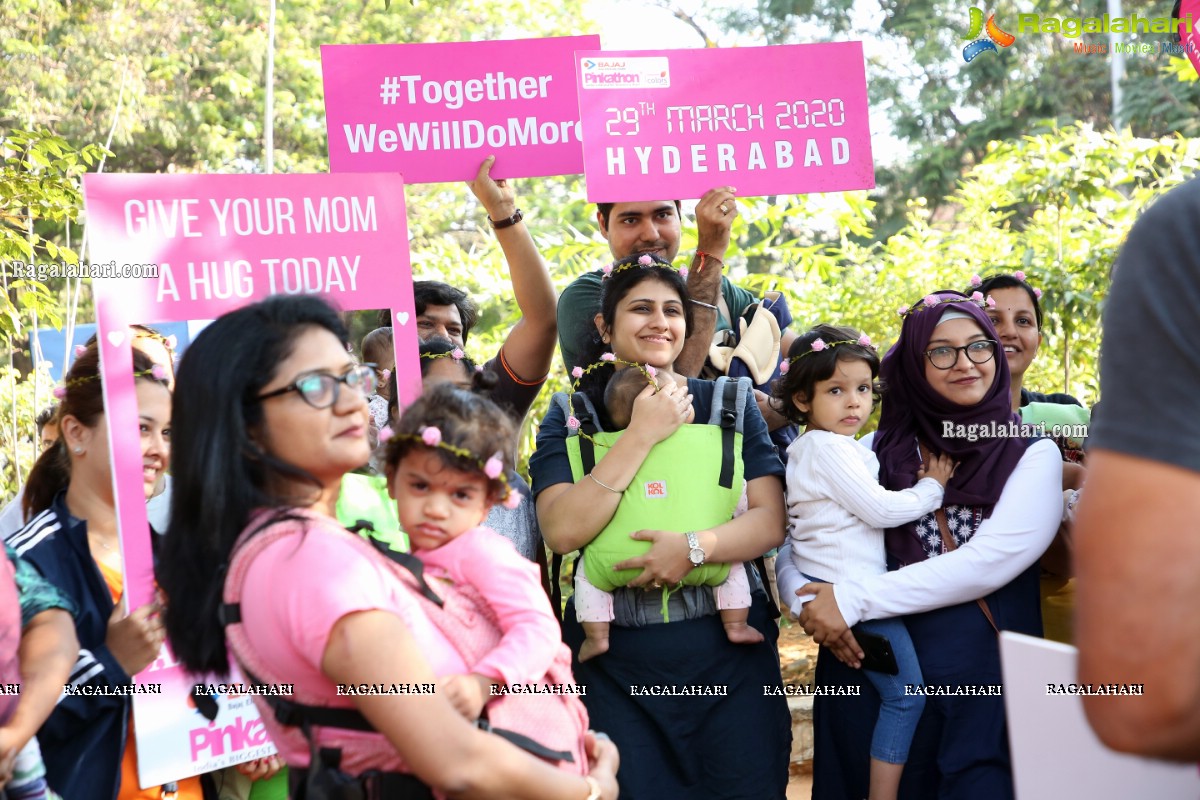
xmin=686 ymin=532 xmax=706 ymax=566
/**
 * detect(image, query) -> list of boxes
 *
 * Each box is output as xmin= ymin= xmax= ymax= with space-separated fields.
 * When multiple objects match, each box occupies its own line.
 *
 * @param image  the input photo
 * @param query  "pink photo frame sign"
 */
xmin=323 ymin=35 xmax=600 ymax=183
xmin=575 ymin=43 xmax=875 ymax=202
xmin=83 ymin=171 xmax=417 ymax=784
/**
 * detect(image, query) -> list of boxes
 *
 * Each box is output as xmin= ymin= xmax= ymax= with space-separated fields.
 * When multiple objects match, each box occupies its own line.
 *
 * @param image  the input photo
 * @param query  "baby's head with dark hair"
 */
xmin=603 ymin=366 xmax=652 ymax=430
xmin=772 ymin=324 xmax=880 ymax=427
xmin=383 ymin=382 xmax=516 ymax=504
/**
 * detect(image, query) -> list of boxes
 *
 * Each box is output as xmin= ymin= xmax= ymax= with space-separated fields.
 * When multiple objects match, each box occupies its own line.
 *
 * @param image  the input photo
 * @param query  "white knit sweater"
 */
xmin=784 ymin=430 xmax=944 ymax=584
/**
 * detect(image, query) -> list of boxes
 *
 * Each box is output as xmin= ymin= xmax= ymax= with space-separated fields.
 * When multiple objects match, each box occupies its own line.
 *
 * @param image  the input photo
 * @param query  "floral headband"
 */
xmin=379 ymin=425 xmax=522 ymax=509
xmin=53 ymin=356 xmax=169 ymax=399
xmin=968 ymin=271 xmax=1044 ymax=300
xmin=419 ymin=347 xmax=484 ymax=373
xmin=779 ymin=334 xmax=875 ymax=375
xmin=898 ymin=292 xmax=995 ymax=318
xmin=601 ymin=253 xmax=690 ymax=281
xmin=565 ymin=354 xmax=661 ymax=443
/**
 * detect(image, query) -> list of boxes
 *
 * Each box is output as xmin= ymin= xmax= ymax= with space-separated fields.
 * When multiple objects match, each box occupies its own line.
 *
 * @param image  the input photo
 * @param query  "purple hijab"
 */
xmin=873 ymin=291 xmax=1028 ymax=565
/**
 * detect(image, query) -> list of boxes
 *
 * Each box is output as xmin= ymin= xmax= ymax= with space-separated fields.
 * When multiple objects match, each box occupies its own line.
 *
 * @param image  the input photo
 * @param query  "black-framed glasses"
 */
xmin=924 ymin=340 xmax=998 ymax=370
xmin=256 ymin=364 xmax=378 ymax=409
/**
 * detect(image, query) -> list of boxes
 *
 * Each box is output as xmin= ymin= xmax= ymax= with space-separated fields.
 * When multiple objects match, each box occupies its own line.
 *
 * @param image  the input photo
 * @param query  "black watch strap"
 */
xmin=488 ymin=208 xmax=524 ymax=229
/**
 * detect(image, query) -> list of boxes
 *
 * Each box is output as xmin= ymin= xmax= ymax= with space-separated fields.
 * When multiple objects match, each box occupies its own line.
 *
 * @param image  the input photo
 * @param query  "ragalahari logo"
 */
xmin=963 ymin=6 xmax=1016 ymax=62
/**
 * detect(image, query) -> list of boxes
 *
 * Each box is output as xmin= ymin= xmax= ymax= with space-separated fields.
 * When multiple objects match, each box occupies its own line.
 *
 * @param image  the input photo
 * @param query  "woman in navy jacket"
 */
xmin=7 ymin=344 xmax=177 ymax=800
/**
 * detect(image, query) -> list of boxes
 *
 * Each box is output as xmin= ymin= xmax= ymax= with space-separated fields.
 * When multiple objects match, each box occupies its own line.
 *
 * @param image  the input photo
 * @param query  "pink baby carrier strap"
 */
xmin=222 ymin=510 xmax=407 ymax=771
xmin=424 ymin=576 xmax=589 ymax=775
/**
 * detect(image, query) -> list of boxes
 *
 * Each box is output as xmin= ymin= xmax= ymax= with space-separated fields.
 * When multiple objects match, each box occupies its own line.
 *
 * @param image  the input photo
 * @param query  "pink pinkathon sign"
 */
xmin=82 ymin=172 xmax=417 ymax=785
xmin=576 ymin=43 xmax=875 ymax=202
xmin=323 ymin=35 xmax=599 ymax=182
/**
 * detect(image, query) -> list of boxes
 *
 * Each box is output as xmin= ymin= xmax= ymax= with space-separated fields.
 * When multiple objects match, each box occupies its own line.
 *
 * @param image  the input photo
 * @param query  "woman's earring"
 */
xmin=73 ymin=446 xmax=84 ymax=455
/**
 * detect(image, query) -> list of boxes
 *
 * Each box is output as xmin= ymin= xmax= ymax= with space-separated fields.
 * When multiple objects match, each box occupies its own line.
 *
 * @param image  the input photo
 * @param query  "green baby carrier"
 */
xmin=552 ymin=376 xmax=752 ymax=606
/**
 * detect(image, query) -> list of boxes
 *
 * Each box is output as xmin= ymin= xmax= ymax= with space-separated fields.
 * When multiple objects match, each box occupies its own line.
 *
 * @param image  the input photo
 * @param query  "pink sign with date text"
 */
xmin=83 ymin=172 xmax=417 ymax=785
xmin=576 ymin=43 xmax=875 ymax=202
xmin=323 ymin=35 xmax=599 ymax=182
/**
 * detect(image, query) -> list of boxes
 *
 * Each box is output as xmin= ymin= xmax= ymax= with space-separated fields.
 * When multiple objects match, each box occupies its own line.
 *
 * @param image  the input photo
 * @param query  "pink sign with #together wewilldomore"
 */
xmin=323 ymin=35 xmax=599 ymax=183
xmin=83 ymin=171 xmax=417 ymax=785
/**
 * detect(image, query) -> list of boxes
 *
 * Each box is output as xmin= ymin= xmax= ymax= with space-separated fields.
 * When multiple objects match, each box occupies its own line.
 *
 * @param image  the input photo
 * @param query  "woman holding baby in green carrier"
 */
xmin=530 ymin=252 xmax=792 ymax=799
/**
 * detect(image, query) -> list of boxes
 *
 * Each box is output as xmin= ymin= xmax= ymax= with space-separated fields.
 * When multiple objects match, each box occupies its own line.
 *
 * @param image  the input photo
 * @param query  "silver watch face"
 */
xmin=688 ymin=547 xmax=705 ymax=565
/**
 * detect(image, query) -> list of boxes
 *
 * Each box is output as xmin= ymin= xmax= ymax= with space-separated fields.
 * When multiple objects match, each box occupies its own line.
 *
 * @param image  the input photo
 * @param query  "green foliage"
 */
xmin=0 ymin=129 xmax=107 ymax=338
xmin=0 ymin=363 xmax=55 ymax=503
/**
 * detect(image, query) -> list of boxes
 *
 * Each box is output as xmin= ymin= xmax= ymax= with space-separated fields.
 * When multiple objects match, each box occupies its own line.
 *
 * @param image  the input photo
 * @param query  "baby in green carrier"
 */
xmin=574 ymin=368 xmax=764 ymax=662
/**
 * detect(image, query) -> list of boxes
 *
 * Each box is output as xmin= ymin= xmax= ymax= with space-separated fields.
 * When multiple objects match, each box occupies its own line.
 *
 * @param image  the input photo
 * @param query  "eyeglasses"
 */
xmin=256 ymin=364 xmax=377 ymax=409
xmin=923 ymin=340 xmax=998 ymax=370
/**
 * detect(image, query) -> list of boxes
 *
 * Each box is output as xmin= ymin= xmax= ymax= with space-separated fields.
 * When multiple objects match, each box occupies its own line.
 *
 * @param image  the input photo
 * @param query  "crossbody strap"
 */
xmin=933 ymin=508 xmax=999 ymax=634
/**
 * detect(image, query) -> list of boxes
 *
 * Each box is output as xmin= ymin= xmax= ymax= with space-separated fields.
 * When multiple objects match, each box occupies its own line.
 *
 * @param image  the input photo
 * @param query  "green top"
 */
xmin=556 ymin=269 xmax=754 ymax=372
xmin=7 ymin=545 xmax=76 ymax=627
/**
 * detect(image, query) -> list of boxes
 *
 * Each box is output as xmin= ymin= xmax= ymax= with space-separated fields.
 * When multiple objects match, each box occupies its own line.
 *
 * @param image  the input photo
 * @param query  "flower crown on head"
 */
xmin=52 ymin=361 xmax=168 ymax=399
xmin=969 ymin=271 xmax=1044 ymax=300
xmin=564 ymin=355 xmax=661 ymax=444
xmin=601 ymin=252 xmax=690 ymax=281
xmin=419 ymin=347 xmax=484 ymax=373
xmin=779 ymin=334 xmax=875 ymax=375
xmin=379 ymin=424 xmax=521 ymax=509
xmin=898 ymin=292 xmax=995 ymax=319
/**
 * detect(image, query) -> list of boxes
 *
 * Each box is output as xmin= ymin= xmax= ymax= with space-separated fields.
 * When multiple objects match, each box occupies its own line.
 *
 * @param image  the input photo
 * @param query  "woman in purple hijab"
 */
xmin=797 ymin=291 xmax=1062 ymax=800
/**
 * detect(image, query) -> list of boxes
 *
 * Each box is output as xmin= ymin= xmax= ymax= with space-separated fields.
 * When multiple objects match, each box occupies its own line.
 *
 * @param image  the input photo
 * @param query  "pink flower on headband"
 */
xmin=571 ymin=366 xmax=584 ymax=379
xmin=567 ymin=416 xmax=581 ymax=430
xmin=165 ymin=335 xmax=177 ymax=350
xmin=811 ymin=338 xmax=827 ymax=352
xmin=474 ymin=365 xmax=484 ymax=373
xmin=1033 ymin=288 xmax=1043 ymax=299
xmin=502 ymin=490 xmax=523 ymax=510
xmin=73 ymin=344 xmax=87 ymax=357
xmin=378 ymin=425 xmax=394 ymax=443
xmin=779 ymin=359 xmax=790 ymax=375
xmin=484 ymin=453 xmax=504 ymax=479
xmin=986 ymin=296 xmax=997 ymax=308
xmin=1013 ymin=271 xmax=1026 ymax=282
xmin=600 ymin=353 xmax=616 ymax=362
xmin=970 ymin=274 xmax=982 ymax=287
xmin=150 ymin=364 xmax=168 ymax=381
xmin=602 ymin=263 xmax=614 ymax=277
xmin=53 ymin=386 xmax=67 ymax=399
xmin=451 ymin=347 xmax=465 ymax=360
xmin=923 ymin=294 xmax=939 ymax=307
xmin=381 ymin=368 xmax=391 ymax=382
xmin=638 ymin=254 xmax=654 ymax=266
xmin=858 ymin=334 xmax=872 ymax=347
xmin=645 ymin=365 xmax=657 ymax=378
xmin=421 ymin=427 xmax=442 ymax=447
xmin=679 ymin=266 xmax=689 ymax=279
xmin=898 ymin=305 xmax=909 ymax=316
xmin=970 ymin=291 xmax=984 ymax=302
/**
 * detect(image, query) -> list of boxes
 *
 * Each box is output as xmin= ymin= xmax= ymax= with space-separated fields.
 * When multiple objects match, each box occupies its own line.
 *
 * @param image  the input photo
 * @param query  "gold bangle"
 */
xmin=583 ymin=775 xmax=602 ymax=800
xmin=586 ymin=473 xmax=623 ymax=494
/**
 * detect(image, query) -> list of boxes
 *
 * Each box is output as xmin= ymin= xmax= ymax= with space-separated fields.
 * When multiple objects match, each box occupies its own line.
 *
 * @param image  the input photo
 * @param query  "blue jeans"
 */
xmin=805 ymin=574 xmax=924 ymax=764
